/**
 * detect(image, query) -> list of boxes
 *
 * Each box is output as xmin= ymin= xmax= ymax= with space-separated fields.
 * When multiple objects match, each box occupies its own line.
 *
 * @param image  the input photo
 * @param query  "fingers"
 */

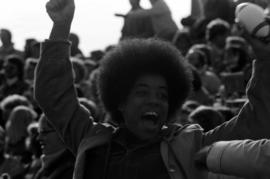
xmin=46 ymin=0 xmax=69 ymax=12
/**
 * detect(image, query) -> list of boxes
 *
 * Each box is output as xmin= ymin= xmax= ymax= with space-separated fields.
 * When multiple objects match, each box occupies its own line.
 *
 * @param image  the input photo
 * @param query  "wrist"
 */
xmin=49 ymin=23 xmax=71 ymax=41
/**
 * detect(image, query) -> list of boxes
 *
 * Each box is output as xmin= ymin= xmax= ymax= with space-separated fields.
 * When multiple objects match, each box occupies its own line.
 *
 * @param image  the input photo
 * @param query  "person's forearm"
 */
xmin=49 ymin=23 xmax=71 ymax=40
xmin=206 ymin=140 xmax=270 ymax=178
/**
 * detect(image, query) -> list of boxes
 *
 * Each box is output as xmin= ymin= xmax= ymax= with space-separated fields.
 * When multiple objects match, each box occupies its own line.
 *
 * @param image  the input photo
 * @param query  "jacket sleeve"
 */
xmin=34 ymin=40 xmax=93 ymax=155
xmin=203 ymin=60 xmax=270 ymax=144
xmin=207 ymin=139 xmax=270 ymax=178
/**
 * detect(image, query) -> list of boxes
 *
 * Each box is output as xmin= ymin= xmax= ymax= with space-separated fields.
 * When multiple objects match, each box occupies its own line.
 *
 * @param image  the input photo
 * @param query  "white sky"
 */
xmin=0 ymin=0 xmax=191 ymax=55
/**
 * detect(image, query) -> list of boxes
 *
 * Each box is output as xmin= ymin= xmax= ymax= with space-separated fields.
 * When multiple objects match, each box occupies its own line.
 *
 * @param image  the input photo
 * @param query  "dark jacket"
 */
xmin=34 ymin=40 xmax=270 ymax=179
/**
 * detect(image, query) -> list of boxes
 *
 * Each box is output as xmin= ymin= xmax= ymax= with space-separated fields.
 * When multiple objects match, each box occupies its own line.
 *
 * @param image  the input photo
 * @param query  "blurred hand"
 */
xmin=237 ymin=19 xmax=270 ymax=62
xmin=46 ymin=0 xmax=75 ymax=25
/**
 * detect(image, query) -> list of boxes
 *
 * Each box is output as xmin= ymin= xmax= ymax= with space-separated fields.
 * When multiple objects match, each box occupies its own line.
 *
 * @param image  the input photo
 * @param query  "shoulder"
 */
xmin=163 ymin=123 xmax=203 ymax=140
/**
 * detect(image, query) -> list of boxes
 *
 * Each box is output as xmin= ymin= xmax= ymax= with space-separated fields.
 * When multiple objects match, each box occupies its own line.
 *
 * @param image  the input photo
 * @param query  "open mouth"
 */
xmin=141 ymin=111 xmax=159 ymax=124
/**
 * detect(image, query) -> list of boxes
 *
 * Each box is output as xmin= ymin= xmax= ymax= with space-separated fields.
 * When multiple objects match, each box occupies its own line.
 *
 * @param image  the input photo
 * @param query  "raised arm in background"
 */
xmin=34 ymin=0 xmax=95 ymax=155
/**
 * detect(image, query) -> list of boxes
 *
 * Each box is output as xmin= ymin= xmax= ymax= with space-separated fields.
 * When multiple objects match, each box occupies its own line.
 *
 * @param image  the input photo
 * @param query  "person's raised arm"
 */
xmin=46 ymin=0 xmax=75 ymax=40
xmin=35 ymin=0 xmax=93 ymax=155
xmin=203 ymin=30 xmax=270 ymax=143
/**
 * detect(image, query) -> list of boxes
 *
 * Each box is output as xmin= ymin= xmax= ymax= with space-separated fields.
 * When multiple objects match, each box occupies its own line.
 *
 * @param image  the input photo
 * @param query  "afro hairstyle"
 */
xmin=98 ymin=38 xmax=192 ymax=124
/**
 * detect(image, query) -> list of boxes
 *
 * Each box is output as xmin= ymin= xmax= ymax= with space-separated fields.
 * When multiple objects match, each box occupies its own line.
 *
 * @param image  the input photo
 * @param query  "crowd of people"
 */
xmin=0 ymin=0 xmax=269 ymax=178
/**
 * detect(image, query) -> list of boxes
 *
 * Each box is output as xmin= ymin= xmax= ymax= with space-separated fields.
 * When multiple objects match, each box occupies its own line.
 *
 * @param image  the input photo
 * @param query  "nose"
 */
xmin=147 ymin=92 xmax=161 ymax=106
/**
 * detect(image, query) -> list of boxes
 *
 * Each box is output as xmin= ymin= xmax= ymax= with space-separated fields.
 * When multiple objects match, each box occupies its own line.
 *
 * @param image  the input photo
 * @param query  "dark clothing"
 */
xmin=34 ymin=150 xmax=74 ymax=179
xmin=35 ymin=40 xmax=270 ymax=179
xmin=84 ymin=128 xmax=170 ymax=179
xmin=0 ymin=79 xmax=29 ymax=100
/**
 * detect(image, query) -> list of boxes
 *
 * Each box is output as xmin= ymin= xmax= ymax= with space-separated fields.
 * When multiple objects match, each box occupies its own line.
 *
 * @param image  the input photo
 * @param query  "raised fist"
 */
xmin=46 ymin=0 xmax=75 ymax=25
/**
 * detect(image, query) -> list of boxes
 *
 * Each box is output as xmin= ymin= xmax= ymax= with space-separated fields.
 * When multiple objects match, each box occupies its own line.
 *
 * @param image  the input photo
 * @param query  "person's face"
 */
xmin=3 ymin=61 xmax=18 ymax=79
xmin=37 ymin=119 xmax=63 ymax=155
xmin=119 ymin=74 xmax=169 ymax=140
xmin=216 ymin=32 xmax=229 ymax=49
xmin=0 ymin=30 xmax=10 ymax=45
xmin=224 ymin=49 xmax=240 ymax=69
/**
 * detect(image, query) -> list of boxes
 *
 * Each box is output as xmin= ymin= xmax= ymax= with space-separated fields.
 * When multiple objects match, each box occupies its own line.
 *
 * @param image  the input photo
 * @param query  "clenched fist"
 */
xmin=46 ymin=0 xmax=75 ymax=25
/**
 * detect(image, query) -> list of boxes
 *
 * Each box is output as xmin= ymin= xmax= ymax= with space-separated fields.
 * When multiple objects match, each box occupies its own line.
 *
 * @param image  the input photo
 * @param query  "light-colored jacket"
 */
xmin=34 ymin=40 xmax=270 ymax=179
xmin=207 ymin=139 xmax=270 ymax=179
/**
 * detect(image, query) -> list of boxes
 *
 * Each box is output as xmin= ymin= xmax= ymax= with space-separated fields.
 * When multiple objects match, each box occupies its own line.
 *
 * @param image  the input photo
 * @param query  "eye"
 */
xmin=134 ymin=89 xmax=148 ymax=97
xmin=158 ymin=91 xmax=168 ymax=101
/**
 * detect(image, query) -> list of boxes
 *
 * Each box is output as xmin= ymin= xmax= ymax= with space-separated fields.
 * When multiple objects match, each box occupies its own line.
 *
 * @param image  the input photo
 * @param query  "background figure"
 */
xmin=5 ymin=106 xmax=37 ymax=164
xmin=186 ymin=47 xmax=222 ymax=95
xmin=35 ymin=115 xmax=74 ymax=179
xmin=23 ymin=39 xmax=40 ymax=60
xmin=129 ymin=0 xmax=178 ymax=41
xmin=69 ymin=33 xmax=84 ymax=59
xmin=205 ymin=18 xmax=231 ymax=75
xmin=223 ymin=36 xmax=250 ymax=73
xmin=0 ymin=29 xmax=23 ymax=66
xmin=188 ymin=105 xmax=225 ymax=132
xmin=0 ymin=126 xmax=26 ymax=179
xmin=24 ymin=122 xmax=42 ymax=179
xmin=172 ymin=30 xmax=193 ymax=56
xmin=0 ymin=94 xmax=32 ymax=127
xmin=118 ymin=0 xmax=154 ymax=40
xmin=0 ymin=55 xmax=29 ymax=100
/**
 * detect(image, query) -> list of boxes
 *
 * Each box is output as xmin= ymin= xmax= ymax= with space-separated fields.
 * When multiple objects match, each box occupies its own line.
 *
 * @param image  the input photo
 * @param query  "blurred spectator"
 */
xmin=0 ymin=126 xmax=26 ymax=178
xmin=188 ymin=66 xmax=214 ymax=105
xmin=79 ymin=97 xmax=100 ymax=122
xmin=188 ymin=43 xmax=212 ymax=66
xmin=118 ymin=0 xmax=154 ymax=40
xmin=5 ymin=106 xmax=37 ymax=164
xmin=0 ymin=94 xmax=32 ymax=127
xmin=129 ymin=0 xmax=178 ymax=41
xmin=89 ymin=50 xmax=104 ymax=63
xmin=188 ymin=105 xmax=225 ymax=132
xmin=172 ymin=30 xmax=193 ymax=56
xmin=203 ymin=0 xmax=235 ymax=24
xmin=24 ymin=58 xmax=38 ymax=86
xmin=71 ymin=57 xmax=90 ymax=98
xmin=177 ymin=100 xmax=201 ymax=125
xmin=206 ymin=18 xmax=231 ymax=74
xmin=35 ymin=115 xmax=74 ymax=179
xmin=215 ymin=106 xmax=235 ymax=122
xmin=0 ymin=29 xmax=23 ymax=65
xmin=83 ymin=60 xmax=97 ymax=80
xmin=186 ymin=47 xmax=222 ymax=95
xmin=24 ymin=39 xmax=40 ymax=60
xmin=24 ymin=122 xmax=42 ymax=179
xmin=69 ymin=33 xmax=84 ymax=59
xmin=0 ymin=55 xmax=29 ymax=100
xmin=223 ymin=36 xmax=250 ymax=73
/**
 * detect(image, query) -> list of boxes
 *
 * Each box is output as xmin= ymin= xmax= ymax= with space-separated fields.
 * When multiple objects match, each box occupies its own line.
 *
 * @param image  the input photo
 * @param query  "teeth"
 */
xmin=145 ymin=112 xmax=158 ymax=117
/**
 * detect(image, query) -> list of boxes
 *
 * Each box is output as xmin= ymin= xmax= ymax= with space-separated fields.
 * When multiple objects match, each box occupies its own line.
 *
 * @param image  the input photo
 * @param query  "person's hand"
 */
xmin=237 ymin=18 xmax=270 ymax=62
xmin=46 ymin=0 xmax=75 ymax=26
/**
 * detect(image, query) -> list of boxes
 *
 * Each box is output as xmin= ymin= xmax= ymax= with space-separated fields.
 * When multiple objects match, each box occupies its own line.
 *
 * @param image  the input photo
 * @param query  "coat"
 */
xmin=34 ymin=40 xmax=270 ymax=179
